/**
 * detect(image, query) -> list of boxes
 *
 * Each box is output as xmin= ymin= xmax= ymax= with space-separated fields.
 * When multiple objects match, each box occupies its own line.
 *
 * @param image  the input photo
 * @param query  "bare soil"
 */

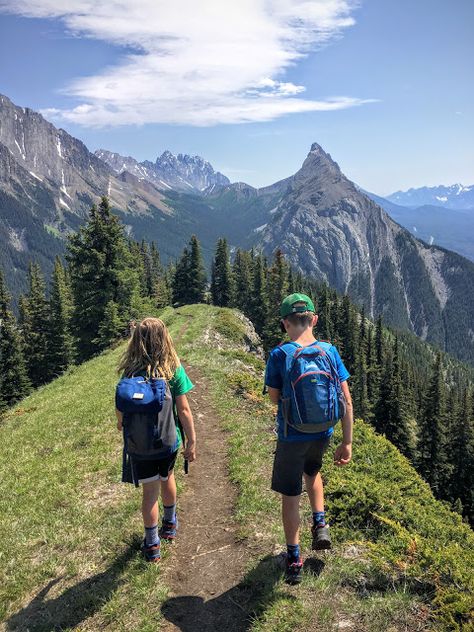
xmin=160 ymin=364 xmax=258 ymax=632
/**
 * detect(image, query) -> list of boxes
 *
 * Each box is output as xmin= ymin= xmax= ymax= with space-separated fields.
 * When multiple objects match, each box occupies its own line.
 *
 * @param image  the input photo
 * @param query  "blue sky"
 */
xmin=0 ymin=0 xmax=472 ymax=195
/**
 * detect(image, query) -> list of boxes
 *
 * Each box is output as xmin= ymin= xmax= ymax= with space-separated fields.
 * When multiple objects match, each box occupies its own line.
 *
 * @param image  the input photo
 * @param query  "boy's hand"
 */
xmin=334 ymin=442 xmax=352 ymax=466
xmin=183 ymin=441 xmax=196 ymax=462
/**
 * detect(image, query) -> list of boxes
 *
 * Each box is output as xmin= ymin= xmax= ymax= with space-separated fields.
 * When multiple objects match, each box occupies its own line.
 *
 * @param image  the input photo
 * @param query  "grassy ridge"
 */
xmin=1 ymin=304 xmax=473 ymax=631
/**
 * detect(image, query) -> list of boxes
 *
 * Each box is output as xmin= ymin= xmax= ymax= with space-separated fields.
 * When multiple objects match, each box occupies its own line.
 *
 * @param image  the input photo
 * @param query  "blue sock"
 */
xmin=163 ymin=504 xmax=176 ymax=523
xmin=313 ymin=511 xmax=326 ymax=527
xmin=287 ymin=543 xmax=300 ymax=563
xmin=145 ymin=525 xmax=160 ymax=546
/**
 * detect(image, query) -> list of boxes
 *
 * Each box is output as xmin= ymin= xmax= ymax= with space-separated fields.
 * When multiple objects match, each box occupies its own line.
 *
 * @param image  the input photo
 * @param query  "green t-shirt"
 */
xmin=169 ymin=364 xmax=194 ymax=450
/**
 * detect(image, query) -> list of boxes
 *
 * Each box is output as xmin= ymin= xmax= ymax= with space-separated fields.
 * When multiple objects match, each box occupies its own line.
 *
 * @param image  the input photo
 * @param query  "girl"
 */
xmin=116 ymin=317 xmax=196 ymax=562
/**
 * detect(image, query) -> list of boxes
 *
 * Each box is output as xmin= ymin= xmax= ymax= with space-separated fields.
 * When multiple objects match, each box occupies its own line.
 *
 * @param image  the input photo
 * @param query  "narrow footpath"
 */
xmin=160 ymin=365 xmax=256 ymax=632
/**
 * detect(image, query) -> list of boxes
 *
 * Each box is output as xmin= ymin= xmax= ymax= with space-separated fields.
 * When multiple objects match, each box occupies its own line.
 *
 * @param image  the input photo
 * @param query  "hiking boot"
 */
xmin=141 ymin=539 xmax=161 ymax=562
xmin=311 ymin=523 xmax=332 ymax=551
xmin=159 ymin=516 xmax=178 ymax=541
xmin=285 ymin=557 xmax=303 ymax=585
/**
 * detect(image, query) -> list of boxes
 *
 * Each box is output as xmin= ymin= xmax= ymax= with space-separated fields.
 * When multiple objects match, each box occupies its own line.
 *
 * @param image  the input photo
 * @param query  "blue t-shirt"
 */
xmin=265 ymin=340 xmax=350 ymax=442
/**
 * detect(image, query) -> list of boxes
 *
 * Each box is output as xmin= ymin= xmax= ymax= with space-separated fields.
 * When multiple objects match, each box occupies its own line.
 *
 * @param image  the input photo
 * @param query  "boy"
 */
xmin=265 ymin=293 xmax=353 ymax=584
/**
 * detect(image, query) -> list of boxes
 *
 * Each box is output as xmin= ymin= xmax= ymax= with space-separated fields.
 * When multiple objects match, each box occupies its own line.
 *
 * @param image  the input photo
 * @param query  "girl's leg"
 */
xmin=160 ymin=470 xmax=177 ymax=508
xmin=142 ymin=480 xmax=160 ymax=527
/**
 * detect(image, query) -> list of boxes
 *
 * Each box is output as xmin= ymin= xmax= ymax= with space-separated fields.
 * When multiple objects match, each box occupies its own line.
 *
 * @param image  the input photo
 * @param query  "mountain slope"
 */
xmin=255 ymin=144 xmax=474 ymax=365
xmin=1 ymin=305 xmax=472 ymax=631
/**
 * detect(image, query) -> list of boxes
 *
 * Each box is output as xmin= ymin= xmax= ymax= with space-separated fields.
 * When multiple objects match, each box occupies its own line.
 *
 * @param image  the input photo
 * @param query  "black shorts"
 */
xmin=135 ymin=451 xmax=178 ymax=485
xmin=271 ymin=438 xmax=331 ymax=496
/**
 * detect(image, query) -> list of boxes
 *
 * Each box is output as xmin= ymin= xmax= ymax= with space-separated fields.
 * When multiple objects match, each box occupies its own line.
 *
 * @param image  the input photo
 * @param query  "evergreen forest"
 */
xmin=1 ymin=197 xmax=473 ymax=526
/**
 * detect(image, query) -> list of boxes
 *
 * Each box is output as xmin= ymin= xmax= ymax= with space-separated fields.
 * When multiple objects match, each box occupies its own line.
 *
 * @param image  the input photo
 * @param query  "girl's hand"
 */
xmin=334 ymin=442 xmax=352 ymax=466
xmin=183 ymin=441 xmax=196 ymax=462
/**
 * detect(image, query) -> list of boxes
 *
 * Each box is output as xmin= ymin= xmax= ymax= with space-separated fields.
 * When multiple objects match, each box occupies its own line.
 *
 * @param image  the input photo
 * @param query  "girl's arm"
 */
xmin=115 ymin=409 xmax=123 ymax=432
xmin=175 ymin=394 xmax=196 ymax=462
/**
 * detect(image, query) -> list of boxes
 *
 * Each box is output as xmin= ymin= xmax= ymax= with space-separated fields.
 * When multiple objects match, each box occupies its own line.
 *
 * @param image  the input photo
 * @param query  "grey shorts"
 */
xmin=271 ymin=438 xmax=331 ymax=496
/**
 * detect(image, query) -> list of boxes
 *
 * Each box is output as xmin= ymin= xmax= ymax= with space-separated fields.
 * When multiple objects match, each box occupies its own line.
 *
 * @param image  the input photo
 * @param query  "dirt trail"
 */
xmin=161 ymin=364 xmax=256 ymax=631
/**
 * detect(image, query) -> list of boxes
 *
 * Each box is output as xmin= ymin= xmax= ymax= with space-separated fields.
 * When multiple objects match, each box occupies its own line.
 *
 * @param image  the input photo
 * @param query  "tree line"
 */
xmin=0 ymin=197 xmax=472 ymax=525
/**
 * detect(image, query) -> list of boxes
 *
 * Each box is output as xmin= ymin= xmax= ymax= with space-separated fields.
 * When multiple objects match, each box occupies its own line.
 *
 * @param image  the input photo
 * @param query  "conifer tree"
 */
xmin=383 ymin=337 xmax=414 ymax=459
xmin=263 ymin=249 xmax=289 ymax=349
xmin=67 ymin=197 xmax=140 ymax=360
xmin=338 ymin=295 xmax=357 ymax=375
xmin=20 ymin=262 xmax=51 ymax=386
xmin=187 ymin=235 xmax=207 ymax=304
xmin=450 ymin=388 xmax=474 ymax=522
xmin=0 ymin=270 xmax=30 ymax=411
xmin=418 ymin=352 xmax=451 ymax=494
xmin=47 ymin=257 xmax=75 ymax=375
xmin=94 ymin=300 xmax=123 ymax=348
xmin=172 ymin=249 xmax=190 ymax=306
xmin=249 ymin=253 xmax=268 ymax=338
xmin=316 ymin=283 xmax=333 ymax=341
xmin=210 ymin=238 xmax=232 ymax=307
xmin=231 ymin=249 xmax=253 ymax=315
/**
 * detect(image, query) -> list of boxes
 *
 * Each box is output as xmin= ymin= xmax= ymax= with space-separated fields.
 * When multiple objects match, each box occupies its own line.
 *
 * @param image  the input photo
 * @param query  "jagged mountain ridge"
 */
xmin=387 ymin=183 xmax=474 ymax=209
xmin=95 ymin=148 xmax=230 ymax=192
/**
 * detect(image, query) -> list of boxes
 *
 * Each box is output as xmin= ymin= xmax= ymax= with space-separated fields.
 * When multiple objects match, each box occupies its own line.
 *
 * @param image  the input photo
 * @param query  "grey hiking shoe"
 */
xmin=311 ymin=524 xmax=332 ymax=551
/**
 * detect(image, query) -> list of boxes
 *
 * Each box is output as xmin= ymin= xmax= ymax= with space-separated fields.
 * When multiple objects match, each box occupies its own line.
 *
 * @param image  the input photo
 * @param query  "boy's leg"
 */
xmin=303 ymin=471 xmax=324 ymax=513
xmin=281 ymin=493 xmax=301 ymax=545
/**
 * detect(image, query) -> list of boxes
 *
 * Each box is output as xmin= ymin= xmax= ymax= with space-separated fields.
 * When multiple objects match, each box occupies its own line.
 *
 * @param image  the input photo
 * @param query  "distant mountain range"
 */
xmin=95 ymin=149 xmax=230 ymax=192
xmin=386 ymin=183 xmax=474 ymax=210
xmin=365 ymin=192 xmax=474 ymax=262
xmin=1 ymin=92 xmax=474 ymax=365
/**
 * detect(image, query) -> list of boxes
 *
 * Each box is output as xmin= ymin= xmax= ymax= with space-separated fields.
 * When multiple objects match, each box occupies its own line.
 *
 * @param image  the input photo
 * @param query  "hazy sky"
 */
xmin=0 ymin=0 xmax=472 ymax=195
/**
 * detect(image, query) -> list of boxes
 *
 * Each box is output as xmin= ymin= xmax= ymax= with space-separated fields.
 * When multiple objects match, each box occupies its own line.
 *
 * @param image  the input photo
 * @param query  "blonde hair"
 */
xmin=118 ymin=317 xmax=180 ymax=380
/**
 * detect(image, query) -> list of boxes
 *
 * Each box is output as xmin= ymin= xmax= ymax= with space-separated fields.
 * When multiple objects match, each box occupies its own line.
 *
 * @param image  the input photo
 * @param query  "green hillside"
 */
xmin=1 ymin=305 xmax=473 ymax=631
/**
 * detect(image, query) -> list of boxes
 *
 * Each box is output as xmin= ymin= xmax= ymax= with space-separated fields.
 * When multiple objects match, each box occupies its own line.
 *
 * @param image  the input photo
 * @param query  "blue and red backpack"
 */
xmin=278 ymin=342 xmax=346 ymax=436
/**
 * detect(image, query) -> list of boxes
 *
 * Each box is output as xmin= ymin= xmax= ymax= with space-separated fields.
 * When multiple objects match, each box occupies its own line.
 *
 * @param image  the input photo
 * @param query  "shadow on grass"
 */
xmin=162 ymin=554 xmax=325 ymax=632
xmin=6 ymin=540 xmax=138 ymax=632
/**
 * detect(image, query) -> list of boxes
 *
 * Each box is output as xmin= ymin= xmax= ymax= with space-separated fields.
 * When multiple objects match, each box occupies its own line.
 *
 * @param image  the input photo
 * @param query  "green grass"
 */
xmin=2 ymin=304 xmax=473 ymax=631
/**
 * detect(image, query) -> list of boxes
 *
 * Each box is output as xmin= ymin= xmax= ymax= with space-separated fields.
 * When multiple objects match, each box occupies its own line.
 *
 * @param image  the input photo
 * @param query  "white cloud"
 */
xmin=1 ymin=0 xmax=374 ymax=126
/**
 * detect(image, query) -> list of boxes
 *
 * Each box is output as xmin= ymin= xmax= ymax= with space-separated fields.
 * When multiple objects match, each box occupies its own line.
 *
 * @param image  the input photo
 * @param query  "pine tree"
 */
xmin=94 ymin=300 xmax=123 ymax=348
xmin=338 ymin=295 xmax=357 ymax=375
xmin=0 ymin=270 xmax=30 ymax=411
xmin=231 ymin=249 xmax=253 ymax=315
xmin=47 ymin=257 xmax=75 ymax=375
xmin=173 ymin=249 xmax=190 ymax=306
xmin=316 ymin=283 xmax=333 ymax=341
xmin=67 ymin=197 xmax=140 ymax=360
xmin=210 ymin=238 xmax=232 ymax=307
xmin=418 ymin=352 xmax=451 ymax=494
xmin=20 ymin=262 xmax=51 ymax=386
xmin=263 ymin=249 xmax=289 ymax=349
xmin=450 ymin=388 xmax=474 ymax=522
xmin=249 ymin=253 xmax=268 ymax=338
xmin=383 ymin=337 xmax=415 ymax=459
xmin=187 ymin=235 xmax=207 ymax=304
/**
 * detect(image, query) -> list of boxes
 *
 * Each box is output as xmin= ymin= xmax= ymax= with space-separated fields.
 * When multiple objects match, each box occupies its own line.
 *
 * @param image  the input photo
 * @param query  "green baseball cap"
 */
xmin=280 ymin=293 xmax=315 ymax=318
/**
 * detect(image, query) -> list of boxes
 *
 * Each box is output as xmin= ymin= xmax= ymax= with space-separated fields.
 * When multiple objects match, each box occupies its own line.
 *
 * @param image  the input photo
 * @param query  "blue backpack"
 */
xmin=279 ymin=342 xmax=346 ymax=436
xmin=115 ymin=375 xmax=177 ymax=460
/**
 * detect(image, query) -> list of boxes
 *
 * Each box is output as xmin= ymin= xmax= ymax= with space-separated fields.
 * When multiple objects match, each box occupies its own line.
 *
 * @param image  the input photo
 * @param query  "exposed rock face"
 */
xmin=257 ymin=143 xmax=474 ymax=364
xmin=95 ymin=148 xmax=230 ymax=192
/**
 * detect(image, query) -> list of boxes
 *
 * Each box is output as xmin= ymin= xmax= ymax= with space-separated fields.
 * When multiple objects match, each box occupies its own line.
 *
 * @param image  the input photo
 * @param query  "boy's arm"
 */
xmin=334 ymin=381 xmax=353 ymax=466
xmin=115 ymin=409 xmax=123 ymax=432
xmin=175 ymin=394 xmax=197 ymax=462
